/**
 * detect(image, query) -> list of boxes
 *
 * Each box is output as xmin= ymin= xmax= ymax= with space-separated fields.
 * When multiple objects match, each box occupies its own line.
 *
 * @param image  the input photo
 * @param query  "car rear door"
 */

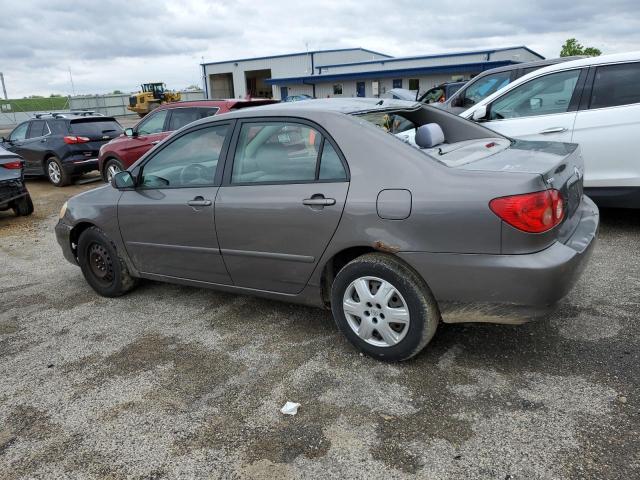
xmin=571 ymin=61 xmax=640 ymax=189
xmin=477 ymin=68 xmax=585 ymax=143
xmin=117 ymin=122 xmax=233 ymax=284
xmin=215 ymin=119 xmax=349 ymax=294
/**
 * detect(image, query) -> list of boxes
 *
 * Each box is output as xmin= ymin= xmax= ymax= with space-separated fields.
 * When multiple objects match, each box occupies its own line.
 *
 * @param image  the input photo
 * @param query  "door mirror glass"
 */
xmin=472 ymin=105 xmax=488 ymax=121
xmin=530 ymin=98 xmax=543 ymax=110
xmin=124 ymin=128 xmax=135 ymax=137
xmin=111 ymin=171 xmax=135 ymax=189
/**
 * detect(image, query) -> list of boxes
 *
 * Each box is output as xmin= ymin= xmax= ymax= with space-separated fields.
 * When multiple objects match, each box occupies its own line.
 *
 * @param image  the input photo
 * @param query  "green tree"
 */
xmin=560 ymin=38 xmax=602 ymax=57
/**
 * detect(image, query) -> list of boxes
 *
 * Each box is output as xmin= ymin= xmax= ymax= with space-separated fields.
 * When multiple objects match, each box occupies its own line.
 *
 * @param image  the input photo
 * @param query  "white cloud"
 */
xmin=1 ymin=0 xmax=639 ymax=97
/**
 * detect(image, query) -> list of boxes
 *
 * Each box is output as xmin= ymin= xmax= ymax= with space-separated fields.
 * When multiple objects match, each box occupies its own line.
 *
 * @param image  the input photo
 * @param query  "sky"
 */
xmin=1 ymin=0 xmax=639 ymax=98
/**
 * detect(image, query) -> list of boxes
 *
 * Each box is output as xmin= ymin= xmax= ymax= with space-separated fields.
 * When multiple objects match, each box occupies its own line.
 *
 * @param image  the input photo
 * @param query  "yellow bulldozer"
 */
xmin=127 ymin=82 xmax=181 ymax=117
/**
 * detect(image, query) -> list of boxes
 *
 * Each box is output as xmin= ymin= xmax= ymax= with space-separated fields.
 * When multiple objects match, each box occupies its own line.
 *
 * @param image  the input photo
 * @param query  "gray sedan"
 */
xmin=55 ymin=99 xmax=598 ymax=361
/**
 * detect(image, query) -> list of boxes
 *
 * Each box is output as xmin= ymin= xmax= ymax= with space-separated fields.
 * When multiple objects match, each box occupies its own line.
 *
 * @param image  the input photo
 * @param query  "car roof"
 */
xmin=470 ymin=56 xmax=586 ymax=78
xmin=155 ymin=99 xmax=278 ymax=111
xmin=461 ymin=51 xmax=640 ymax=117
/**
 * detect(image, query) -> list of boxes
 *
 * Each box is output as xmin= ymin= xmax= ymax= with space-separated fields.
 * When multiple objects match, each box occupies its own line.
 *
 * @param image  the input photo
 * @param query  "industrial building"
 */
xmin=201 ymin=46 xmax=543 ymax=101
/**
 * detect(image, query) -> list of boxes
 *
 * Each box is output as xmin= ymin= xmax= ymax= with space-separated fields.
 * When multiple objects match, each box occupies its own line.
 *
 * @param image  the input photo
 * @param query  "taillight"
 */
xmin=1 ymin=160 xmax=23 ymax=169
xmin=490 ymin=189 xmax=564 ymax=233
xmin=63 ymin=135 xmax=91 ymax=144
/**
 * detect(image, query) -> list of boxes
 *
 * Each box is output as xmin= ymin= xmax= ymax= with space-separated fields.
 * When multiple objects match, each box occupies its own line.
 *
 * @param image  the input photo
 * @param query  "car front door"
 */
xmin=19 ymin=120 xmax=51 ymax=174
xmin=215 ymin=119 xmax=349 ymax=294
xmin=120 ymin=109 xmax=170 ymax=166
xmin=477 ymin=68 xmax=585 ymax=143
xmin=117 ymin=122 xmax=233 ymax=284
xmin=3 ymin=121 xmax=30 ymax=160
xmin=571 ymin=61 xmax=640 ymax=189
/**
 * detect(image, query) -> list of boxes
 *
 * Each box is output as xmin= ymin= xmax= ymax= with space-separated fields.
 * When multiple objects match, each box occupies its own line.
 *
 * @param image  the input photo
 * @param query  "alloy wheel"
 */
xmin=48 ymin=161 xmax=61 ymax=184
xmin=342 ymin=276 xmax=410 ymax=347
xmin=106 ymin=163 xmax=121 ymax=182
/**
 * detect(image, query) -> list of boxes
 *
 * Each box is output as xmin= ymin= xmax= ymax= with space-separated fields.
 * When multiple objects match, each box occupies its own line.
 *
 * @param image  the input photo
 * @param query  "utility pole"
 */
xmin=0 ymin=72 xmax=7 ymax=100
xmin=68 ymin=67 xmax=76 ymax=96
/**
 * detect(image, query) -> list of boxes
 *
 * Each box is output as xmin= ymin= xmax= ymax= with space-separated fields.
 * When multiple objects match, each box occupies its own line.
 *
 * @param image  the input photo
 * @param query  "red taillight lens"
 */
xmin=1 ymin=160 xmax=23 ymax=169
xmin=490 ymin=189 xmax=564 ymax=233
xmin=63 ymin=136 xmax=90 ymax=144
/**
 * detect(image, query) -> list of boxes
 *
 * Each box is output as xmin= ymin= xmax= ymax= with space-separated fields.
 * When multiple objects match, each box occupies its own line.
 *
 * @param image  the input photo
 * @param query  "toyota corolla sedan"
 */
xmin=56 ymin=98 xmax=598 ymax=361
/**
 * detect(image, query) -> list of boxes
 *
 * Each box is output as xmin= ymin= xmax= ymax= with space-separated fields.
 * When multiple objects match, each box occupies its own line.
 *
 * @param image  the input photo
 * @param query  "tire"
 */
xmin=77 ymin=226 xmax=138 ymax=297
xmin=331 ymin=253 xmax=440 ymax=361
xmin=104 ymin=159 xmax=123 ymax=183
xmin=13 ymin=194 xmax=34 ymax=216
xmin=45 ymin=156 xmax=70 ymax=187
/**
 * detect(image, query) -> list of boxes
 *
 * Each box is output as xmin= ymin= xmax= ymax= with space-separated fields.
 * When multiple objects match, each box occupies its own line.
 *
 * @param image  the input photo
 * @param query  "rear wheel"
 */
xmin=45 ymin=156 xmax=70 ymax=187
xmin=77 ymin=227 xmax=138 ymax=297
xmin=13 ymin=194 xmax=34 ymax=216
xmin=104 ymin=159 xmax=123 ymax=183
xmin=331 ymin=253 xmax=439 ymax=361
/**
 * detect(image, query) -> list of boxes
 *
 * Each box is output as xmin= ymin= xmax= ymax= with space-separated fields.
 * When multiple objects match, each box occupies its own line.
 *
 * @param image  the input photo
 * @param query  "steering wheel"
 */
xmin=180 ymin=164 xmax=207 ymax=185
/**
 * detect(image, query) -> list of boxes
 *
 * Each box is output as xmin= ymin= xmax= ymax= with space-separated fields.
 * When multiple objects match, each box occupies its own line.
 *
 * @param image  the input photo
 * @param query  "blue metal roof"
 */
xmin=264 ymin=60 xmax=518 ymax=85
xmin=315 ymin=46 xmax=544 ymax=70
xmin=201 ymin=47 xmax=391 ymax=67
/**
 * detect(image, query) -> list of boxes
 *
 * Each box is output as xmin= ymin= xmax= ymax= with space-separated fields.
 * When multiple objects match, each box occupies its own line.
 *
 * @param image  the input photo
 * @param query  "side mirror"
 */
xmin=124 ymin=128 xmax=135 ymax=137
xmin=111 ymin=171 xmax=135 ymax=189
xmin=472 ymin=105 xmax=488 ymax=122
xmin=530 ymin=98 xmax=543 ymax=110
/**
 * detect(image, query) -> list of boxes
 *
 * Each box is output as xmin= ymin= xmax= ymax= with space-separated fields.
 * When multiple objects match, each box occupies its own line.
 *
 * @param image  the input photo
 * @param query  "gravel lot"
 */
xmin=0 ymin=178 xmax=638 ymax=479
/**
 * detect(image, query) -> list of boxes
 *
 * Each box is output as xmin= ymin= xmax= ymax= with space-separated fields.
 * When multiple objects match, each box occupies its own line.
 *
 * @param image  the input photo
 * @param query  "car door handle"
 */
xmin=303 ymin=196 xmax=336 ymax=206
xmin=539 ymin=127 xmax=567 ymax=134
xmin=187 ymin=196 xmax=212 ymax=207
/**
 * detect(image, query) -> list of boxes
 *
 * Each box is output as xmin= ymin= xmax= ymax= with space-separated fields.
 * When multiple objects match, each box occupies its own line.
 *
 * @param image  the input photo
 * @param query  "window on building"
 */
xmin=333 ymin=84 xmax=343 ymax=95
xmin=393 ymin=79 xmax=402 ymax=89
xmin=408 ymin=79 xmax=419 ymax=91
xmin=590 ymin=62 xmax=640 ymax=109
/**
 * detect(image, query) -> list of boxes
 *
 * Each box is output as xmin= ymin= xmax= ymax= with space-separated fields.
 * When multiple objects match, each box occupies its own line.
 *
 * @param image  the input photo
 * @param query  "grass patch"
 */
xmin=1 ymin=97 xmax=69 ymax=113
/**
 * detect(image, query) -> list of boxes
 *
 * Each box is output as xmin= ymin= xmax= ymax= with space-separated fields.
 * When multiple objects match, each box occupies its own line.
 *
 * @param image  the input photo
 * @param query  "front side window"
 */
xmin=461 ymin=71 xmax=511 ymax=108
xmin=590 ymin=62 xmax=640 ymax=109
xmin=489 ymin=69 xmax=581 ymax=120
xmin=140 ymin=125 xmax=228 ymax=188
xmin=137 ymin=109 xmax=168 ymax=135
xmin=231 ymin=122 xmax=346 ymax=184
xmin=167 ymin=107 xmax=219 ymax=131
xmin=9 ymin=122 xmax=29 ymax=142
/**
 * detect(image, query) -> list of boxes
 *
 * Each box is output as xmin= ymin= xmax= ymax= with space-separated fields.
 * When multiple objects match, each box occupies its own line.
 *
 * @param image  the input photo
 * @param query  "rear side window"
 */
xmin=319 ymin=142 xmax=347 ymax=181
xmin=27 ymin=120 xmax=48 ymax=139
xmin=70 ymin=120 xmax=122 ymax=137
xmin=590 ymin=62 xmax=640 ymax=109
xmin=167 ymin=107 xmax=219 ymax=131
xmin=48 ymin=121 xmax=68 ymax=135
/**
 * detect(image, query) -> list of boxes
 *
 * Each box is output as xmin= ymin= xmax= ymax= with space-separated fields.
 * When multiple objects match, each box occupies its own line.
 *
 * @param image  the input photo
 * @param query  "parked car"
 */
xmin=56 ymin=98 xmax=598 ymax=361
xmin=283 ymin=94 xmax=314 ymax=102
xmin=462 ymin=52 xmax=640 ymax=208
xmin=388 ymin=82 xmax=465 ymax=103
xmin=0 ymin=146 xmax=33 ymax=216
xmin=0 ymin=112 xmax=123 ymax=186
xmin=98 ymin=99 xmax=278 ymax=182
xmin=439 ymin=56 xmax=585 ymax=115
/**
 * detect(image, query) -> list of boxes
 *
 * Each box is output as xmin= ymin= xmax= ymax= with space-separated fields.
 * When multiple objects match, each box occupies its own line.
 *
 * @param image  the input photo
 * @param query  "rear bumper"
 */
xmin=398 ymin=196 xmax=599 ymax=324
xmin=55 ymin=221 xmax=77 ymax=265
xmin=0 ymin=180 xmax=29 ymax=207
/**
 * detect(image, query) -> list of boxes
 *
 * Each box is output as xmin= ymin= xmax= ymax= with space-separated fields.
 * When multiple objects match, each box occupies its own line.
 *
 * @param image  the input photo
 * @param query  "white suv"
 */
xmin=462 ymin=52 xmax=640 ymax=208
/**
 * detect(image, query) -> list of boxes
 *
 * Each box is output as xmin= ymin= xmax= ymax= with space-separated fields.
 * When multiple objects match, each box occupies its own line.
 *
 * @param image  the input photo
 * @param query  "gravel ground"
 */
xmin=0 ymin=180 xmax=638 ymax=479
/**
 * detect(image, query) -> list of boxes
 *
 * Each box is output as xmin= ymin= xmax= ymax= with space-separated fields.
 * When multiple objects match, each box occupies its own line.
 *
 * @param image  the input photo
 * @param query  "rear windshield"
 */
xmin=358 ymin=112 xmax=416 ymax=134
xmin=69 ymin=119 xmax=123 ymax=136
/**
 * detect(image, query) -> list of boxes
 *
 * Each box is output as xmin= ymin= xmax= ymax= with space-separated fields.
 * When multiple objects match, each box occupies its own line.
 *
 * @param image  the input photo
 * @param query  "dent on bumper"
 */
xmin=55 ymin=221 xmax=77 ymax=265
xmin=398 ymin=196 xmax=599 ymax=323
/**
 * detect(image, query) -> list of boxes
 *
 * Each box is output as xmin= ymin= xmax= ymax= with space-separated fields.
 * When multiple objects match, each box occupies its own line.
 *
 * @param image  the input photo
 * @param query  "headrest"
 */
xmin=415 ymin=123 xmax=445 ymax=149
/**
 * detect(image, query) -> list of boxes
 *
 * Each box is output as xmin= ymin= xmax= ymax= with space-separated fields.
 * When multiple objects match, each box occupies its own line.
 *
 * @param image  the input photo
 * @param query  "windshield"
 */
xmin=461 ymin=71 xmax=511 ymax=108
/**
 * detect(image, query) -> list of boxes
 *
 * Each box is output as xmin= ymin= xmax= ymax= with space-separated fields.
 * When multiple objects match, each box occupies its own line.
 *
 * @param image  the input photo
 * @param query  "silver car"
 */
xmin=55 ymin=99 xmax=598 ymax=361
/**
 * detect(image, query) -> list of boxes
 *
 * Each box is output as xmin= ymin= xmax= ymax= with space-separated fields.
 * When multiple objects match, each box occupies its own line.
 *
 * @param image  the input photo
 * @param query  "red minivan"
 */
xmin=98 ymin=99 xmax=277 ymax=181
